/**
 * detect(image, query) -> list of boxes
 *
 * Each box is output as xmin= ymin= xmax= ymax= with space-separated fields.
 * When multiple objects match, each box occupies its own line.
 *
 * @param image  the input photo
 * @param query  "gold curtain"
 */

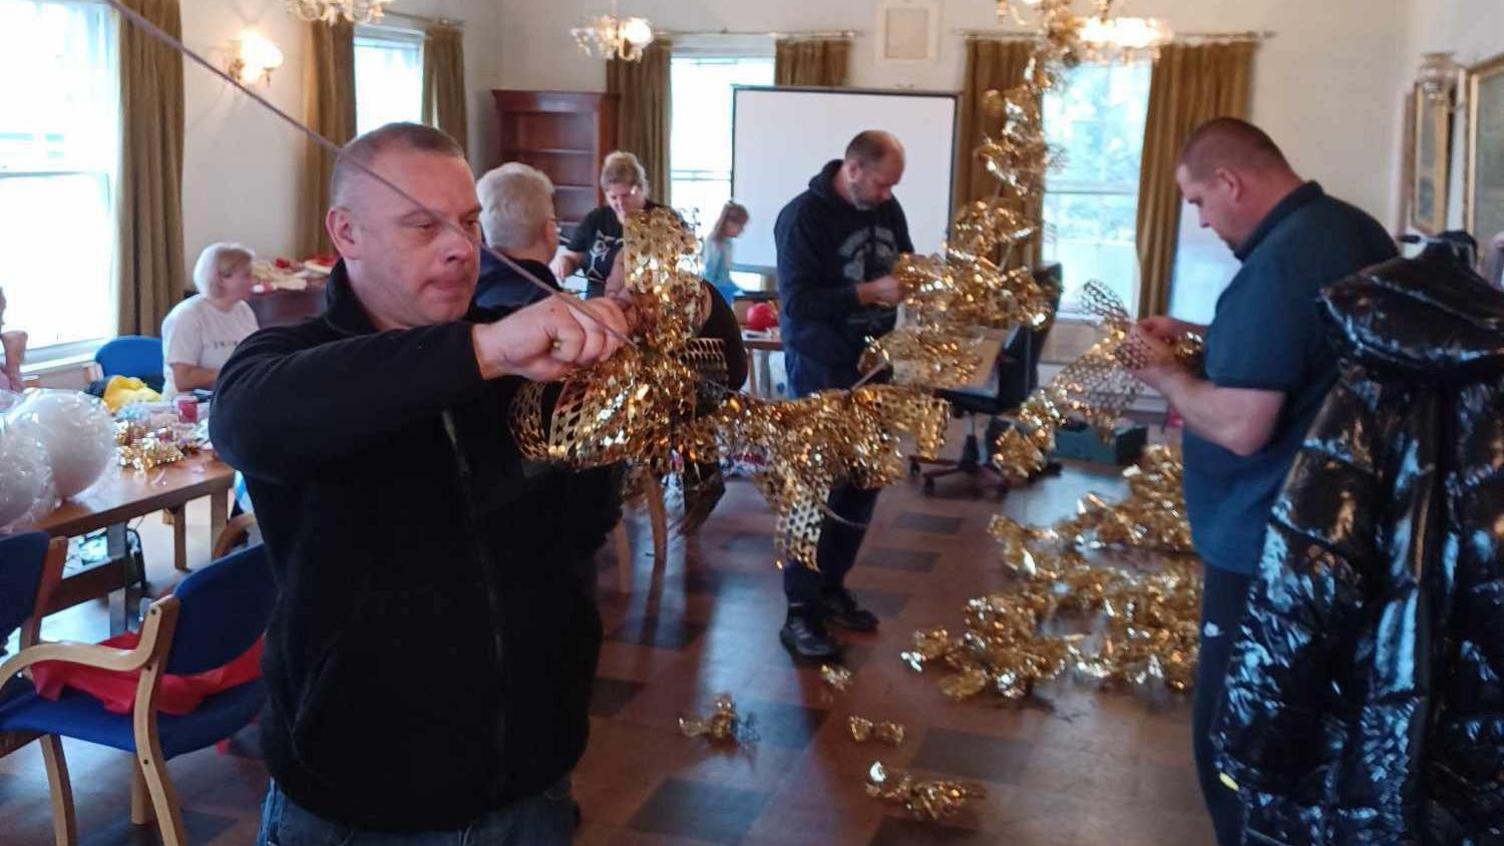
xmin=607 ymin=41 xmax=671 ymax=203
xmin=955 ymin=38 xmax=1043 ymax=265
xmin=300 ymin=21 xmax=357 ymax=256
xmin=422 ymin=24 xmax=467 ymax=155
xmin=774 ymin=38 xmax=851 ymax=87
xmin=116 ymin=0 xmax=185 ymax=336
xmin=1135 ymin=41 xmax=1256 ymax=317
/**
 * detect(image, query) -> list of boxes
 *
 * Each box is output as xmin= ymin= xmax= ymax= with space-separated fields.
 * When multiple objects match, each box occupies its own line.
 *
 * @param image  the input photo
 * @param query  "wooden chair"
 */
xmin=612 ymin=472 xmax=668 ymax=593
xmin=0 ymin=533 xmax=73 ymax=845
xmin=0 ymin=545 xmax=273 ymax=845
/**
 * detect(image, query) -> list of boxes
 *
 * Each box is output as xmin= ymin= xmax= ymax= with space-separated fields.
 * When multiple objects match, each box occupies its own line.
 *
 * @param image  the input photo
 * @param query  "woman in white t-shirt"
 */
xmin=161 ymin=242 xmax=259 ymax=397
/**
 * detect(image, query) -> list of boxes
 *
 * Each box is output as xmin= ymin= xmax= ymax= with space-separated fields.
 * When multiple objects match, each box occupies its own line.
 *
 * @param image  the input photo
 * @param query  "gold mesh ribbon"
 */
xmin=993 ymin=281 xmax=1203 ymax=477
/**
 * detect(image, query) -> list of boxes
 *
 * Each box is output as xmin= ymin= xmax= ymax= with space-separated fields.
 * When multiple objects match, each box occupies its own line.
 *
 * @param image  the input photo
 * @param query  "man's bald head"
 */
xmin=839 ymin=130 xmax=906 ymax=210
xmin=1177 ymin=118 xmax=1291 ymax=182
xmin=330 ymin=122 xmax=467 ymax=209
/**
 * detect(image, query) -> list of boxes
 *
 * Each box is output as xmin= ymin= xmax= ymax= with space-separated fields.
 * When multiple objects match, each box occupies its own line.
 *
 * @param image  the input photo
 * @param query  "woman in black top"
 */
xmin=551 ymin=150 xmax=668 ymax=298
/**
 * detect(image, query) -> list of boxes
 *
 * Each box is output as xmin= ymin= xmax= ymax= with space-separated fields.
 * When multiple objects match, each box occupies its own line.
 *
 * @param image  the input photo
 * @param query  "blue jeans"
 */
xmin=256 ymin=779 xmax=576 ymax=846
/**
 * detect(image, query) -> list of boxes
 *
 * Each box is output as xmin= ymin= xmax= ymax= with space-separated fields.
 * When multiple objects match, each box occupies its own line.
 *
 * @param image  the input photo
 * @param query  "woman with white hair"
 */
xmin=473 ymin=162 xmax=564 ymax=310
xmin=160 ymin=242 xmax=259 ymax=397
xmin=550 ymin=150 xmax=667 ymax=299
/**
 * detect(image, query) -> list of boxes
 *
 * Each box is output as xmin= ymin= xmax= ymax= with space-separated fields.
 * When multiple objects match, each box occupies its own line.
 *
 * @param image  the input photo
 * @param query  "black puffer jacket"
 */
xmin=1212 ymin=256 xmax=1504 ymax=845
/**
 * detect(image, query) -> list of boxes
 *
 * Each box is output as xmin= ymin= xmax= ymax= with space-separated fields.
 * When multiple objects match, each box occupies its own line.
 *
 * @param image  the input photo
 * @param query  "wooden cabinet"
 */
xmin=491 ymin=90 xmax=619 ymax=238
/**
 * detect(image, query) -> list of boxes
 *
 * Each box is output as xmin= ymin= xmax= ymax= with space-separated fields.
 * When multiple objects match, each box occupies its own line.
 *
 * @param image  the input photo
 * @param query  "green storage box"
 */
xmin=1050 ymin=422 xmax=1148 ymax=466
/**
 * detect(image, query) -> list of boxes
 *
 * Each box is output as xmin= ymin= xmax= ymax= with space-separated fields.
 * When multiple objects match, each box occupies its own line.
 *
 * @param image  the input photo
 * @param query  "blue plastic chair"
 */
xmin=93 ymin=335 xmax=164 ymax=381
xmin=0 ymin=544 xmax=273 ymax=846
xmin=0 ymin=531 xmax=72 ymax=844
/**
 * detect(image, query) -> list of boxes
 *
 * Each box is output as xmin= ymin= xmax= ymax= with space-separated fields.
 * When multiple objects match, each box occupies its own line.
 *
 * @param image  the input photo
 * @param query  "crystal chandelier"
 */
xmin=286 ymin=0 xmax=394 ymax=25
xmin=571 ymin=0 xmax=654 ymax=62
xmin=996 ymin=0 xmax=1171 ymax=62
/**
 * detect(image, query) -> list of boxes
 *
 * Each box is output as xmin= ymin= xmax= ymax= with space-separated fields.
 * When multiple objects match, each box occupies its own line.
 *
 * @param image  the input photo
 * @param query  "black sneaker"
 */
xmin=779 ymin=607 xmax=842 ymax=660
xmin=820 ymin=588 xmax=879 ymax=632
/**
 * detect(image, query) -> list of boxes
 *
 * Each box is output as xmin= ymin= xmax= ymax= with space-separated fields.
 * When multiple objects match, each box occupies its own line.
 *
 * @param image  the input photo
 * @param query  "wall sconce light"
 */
xmin=229 ymin=30 xmax=284 ymax=85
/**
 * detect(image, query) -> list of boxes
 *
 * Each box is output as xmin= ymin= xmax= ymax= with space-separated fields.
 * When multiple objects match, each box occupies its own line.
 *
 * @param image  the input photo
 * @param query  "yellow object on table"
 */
xmin=102 ymin=376 xmax=161 ymax=413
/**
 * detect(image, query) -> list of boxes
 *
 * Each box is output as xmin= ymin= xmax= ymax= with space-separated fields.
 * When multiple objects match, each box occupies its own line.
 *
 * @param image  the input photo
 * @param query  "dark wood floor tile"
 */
xmin=859 ymin=547 xmax=939 ymax=573
xmin=737 ymin=700 xmax=828 ymax=750
xmin=849 ymin=588 xmax=910 ymax=620
xmin=608 ymin=614 xmax=707 ymax=650
xmin=869 ymin=817 xmax=992 ymax=846
xmin=79 ymin=808 xmax=237 ymax=846
xmin=892 ymin=512 xmax=964 ymax=536
xmin=910 ymin=728 xmax=1034 ymax=783
xmin=591 ymin=676 xmax=648 ymax=718
xmin=628 ymin=778 xmax=769 ymax=844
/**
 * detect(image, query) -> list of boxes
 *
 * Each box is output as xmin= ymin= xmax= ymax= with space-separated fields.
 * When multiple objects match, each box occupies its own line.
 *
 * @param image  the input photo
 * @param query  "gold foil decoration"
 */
xmin=908 ymin=446 xmax=1205 ymax=698
xmin=696 ymin=385 xmax=948 ymax=568
xmin=865 ymin=761 xmax=985 ymax=821
xmin=115 ymin=420 xmax=195 ymax=472
xmin=821 ymin=664 xmax=853 ymax=691
xmin=848 ymin=716 xmax=906 ymax=746
xmin=678 ymin=694 xmax=752 ymax=745
xmin=993 ymin=281 xmax=1203 ymax=478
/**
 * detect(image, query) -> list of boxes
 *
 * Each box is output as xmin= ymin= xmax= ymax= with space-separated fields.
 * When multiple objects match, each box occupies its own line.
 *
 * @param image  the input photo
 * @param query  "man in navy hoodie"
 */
xmin=773 ymin=130 xmax=913 ymax=659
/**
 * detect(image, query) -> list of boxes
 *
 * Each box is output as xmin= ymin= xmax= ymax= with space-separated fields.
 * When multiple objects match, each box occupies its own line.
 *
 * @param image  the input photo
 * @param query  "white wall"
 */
xmin=497 ymin=0 xmax=1413 ymax=225
xmin=179 ymin=0 xmax=507 ymax=271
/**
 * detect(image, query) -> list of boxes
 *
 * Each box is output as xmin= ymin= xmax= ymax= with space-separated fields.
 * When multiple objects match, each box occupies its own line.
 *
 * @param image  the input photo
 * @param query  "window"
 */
xmin=354 ymin=25 xmax=423 ymax=136
xmin=669 ymin=54 xmax=774 ymax=243
xmin=0 ymin=0 xmax=119 ymax=354
xmin=1040 ymin=61 xmax=1151 ymax=316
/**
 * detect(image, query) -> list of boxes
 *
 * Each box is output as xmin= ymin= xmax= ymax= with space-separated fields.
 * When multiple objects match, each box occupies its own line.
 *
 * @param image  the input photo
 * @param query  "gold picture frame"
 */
xmin=1465 ymin=53 xmax=1504 ymax=243
xmin=1410 ymin=84 xmax=1451 ymax=235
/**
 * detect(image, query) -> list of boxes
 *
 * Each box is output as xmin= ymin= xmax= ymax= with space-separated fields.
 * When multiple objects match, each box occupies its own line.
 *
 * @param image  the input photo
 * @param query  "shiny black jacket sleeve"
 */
xmin=210 ymin=321 xmax=488 ymax=485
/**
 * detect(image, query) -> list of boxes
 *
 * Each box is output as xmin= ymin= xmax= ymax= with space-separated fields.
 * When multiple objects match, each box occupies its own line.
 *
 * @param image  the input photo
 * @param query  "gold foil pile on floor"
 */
xmin=848 ymin=716 xmax=906 ymax=746
xmin=865 ymin=761 xmax=985 ymax=821
xmin=993 ymin=282 xmax=1203 ymax=477
xmin=907 ymin=446 xmax=1204 ymax=697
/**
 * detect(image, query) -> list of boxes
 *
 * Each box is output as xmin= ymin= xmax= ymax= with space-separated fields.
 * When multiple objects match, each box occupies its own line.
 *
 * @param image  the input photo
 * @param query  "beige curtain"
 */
xmin=954 ymin=38 xmax=1043 ymax=265
xmin=774 ymin=38 xmax=851 ymax=87
xmin=1135 ymin=41 xmax=1256 ymax=317
xmin=300 ymin=21 xmax=357 ymax=256
xmin=422 ymin=24 xmax=467 ymax=155
xmin=607 ymin=41 xmax=671 ymax=203
xmin=116 ymin=0 xmax=185 ymax=336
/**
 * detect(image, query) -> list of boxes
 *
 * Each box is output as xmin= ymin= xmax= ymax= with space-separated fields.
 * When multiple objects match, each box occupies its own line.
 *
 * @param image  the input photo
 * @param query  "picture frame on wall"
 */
xmin=1410 ymin=84 xmax=1451 ymax=235
xmin=1466 ymin=53 xmax=1504 ymax=245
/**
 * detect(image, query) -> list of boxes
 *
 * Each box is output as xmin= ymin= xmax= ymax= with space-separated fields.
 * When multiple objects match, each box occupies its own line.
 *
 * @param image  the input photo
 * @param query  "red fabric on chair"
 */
xmin=30 ymin=635 xmax=262 ymax=717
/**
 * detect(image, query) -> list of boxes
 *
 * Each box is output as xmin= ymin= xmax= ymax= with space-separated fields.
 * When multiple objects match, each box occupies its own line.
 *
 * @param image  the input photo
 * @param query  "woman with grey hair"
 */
xmin=473 ymin=162 xmax=564 ymax=310
xmin=160 ymin=241 xmax=259 ymax=397
xmin=551 ymin=150 xmax=668 ymax=298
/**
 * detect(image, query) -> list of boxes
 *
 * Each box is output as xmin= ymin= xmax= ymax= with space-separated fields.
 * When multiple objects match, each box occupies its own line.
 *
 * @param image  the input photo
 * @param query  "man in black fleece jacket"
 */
xmin=211 ymin=123 xmax=631 ymax=844
xmin=772 ymin=130 xmax=914 ymax=659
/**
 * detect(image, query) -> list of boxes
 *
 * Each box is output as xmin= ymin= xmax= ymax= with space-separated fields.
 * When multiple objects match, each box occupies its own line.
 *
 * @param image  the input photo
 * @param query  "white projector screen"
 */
xmin=731 ymin=86 xmax=958 ymax=272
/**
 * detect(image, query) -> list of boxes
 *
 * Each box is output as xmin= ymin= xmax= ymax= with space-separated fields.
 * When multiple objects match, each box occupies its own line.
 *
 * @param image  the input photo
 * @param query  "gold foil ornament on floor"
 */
xmin=821 ymin=664 xmax=853 ymax=691
xmin=848 ymin=716 xmax=906 ymax=746
xmin=865 ymin=761 xmax=985 ymax=821
xmin=678 ymin=694 xmax=754 ymax=745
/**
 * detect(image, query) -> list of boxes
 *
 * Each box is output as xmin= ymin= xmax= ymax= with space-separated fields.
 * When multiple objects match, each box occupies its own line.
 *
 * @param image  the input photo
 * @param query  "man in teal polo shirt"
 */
xmin=1129 ymin=118 xmax=1396 ymax=845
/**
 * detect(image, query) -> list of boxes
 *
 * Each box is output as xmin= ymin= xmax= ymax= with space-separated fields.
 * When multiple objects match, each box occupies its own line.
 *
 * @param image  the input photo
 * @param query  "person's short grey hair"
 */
xmin=600 ymin=150 xmax=648 ymax=193
xmin=191 ymin=242 xmax=255 ymax=298
xmin=476 ymin=163 xmax=557 ymax=251
xmin=330 ymin=122 xmax=467 ymax=207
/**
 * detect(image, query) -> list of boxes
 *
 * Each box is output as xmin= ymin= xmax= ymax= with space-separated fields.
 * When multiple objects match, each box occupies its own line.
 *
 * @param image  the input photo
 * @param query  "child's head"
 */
xmin=710 ymin=201 xmax=749 ymax=242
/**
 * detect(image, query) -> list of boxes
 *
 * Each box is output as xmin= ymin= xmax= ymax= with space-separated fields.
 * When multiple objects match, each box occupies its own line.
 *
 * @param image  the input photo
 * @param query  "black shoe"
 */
xmin=780 ymin=609 xmax=842 ymax=660
xmin=820 ymin=588 xmax=879 ymax=632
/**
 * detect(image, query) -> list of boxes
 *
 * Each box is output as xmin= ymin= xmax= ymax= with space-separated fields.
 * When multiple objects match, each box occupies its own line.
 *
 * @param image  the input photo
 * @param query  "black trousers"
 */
xmin=782 ymin=351 xmax=879 ymax=606
xmin=1194 ymin=565 xmax=1253 ymax=846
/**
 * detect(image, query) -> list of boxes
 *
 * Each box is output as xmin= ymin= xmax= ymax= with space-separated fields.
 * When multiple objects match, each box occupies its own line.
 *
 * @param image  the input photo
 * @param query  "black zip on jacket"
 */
xmin=210 ymin=263 xmax=608 ymax=832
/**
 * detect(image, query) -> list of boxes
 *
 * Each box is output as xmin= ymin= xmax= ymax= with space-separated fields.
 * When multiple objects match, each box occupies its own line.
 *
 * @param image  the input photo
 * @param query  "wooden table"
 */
xmin=741 ymin=332 xmax=782 ymax=398
xmin=36 ymin=453 xmax=236 ymax=631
